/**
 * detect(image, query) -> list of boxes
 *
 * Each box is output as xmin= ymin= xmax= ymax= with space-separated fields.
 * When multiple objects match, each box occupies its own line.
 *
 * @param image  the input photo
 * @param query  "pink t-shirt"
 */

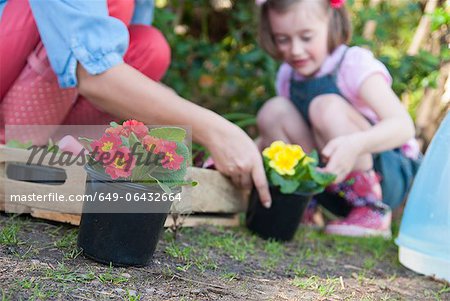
xmin=275 ymin=44 xmax=420 ymax=159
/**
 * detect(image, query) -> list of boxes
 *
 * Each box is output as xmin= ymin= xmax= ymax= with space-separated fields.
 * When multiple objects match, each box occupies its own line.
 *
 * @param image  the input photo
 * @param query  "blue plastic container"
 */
xmin=396 ymin=113 xmax=450 ymax=282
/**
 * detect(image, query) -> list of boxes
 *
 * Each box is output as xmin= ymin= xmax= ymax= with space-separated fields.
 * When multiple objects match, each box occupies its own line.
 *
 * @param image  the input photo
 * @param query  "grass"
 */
xmin=163 ymin=227 xmax=259 ymax=273
xmin=431 ymin=285 xmax=450 ymax=301
xmin=1 ymin=214 xmax=448 ymax=300
xmin=97 ymin=266 xmax=129 ymax=285
xmin=0 ymin=222 xmax=21 ymax=246
xmin=43 ymin=263 xmax=95 ymax=284
xmin=53 ymin=229 xmax=78 ymax=249
xmin=125 ymin=290 xmax=141 ymax=301
xmin=262 ymin=239 xmax=285 ymax=270
xmin=162 ymin=222 xmax=401 ymax=279
xmin=165 ymin=242 xmax=192 ymax=262
xmin=286 ymin=262 xmax=309 ymax=277
xmin=7 ymin=278 xmax=58 ymax=301
xmin=53 ymin=229 xmax=82 ymax=260
xmin=291 ymin=275 xmax=340 ymax=297
xmin=221 ymin=272 xmax=238 ymax=281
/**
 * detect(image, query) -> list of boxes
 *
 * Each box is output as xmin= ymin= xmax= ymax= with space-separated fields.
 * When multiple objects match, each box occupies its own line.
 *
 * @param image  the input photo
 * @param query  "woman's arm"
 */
xmin=77 ymin=63 xmax=272 ymax=207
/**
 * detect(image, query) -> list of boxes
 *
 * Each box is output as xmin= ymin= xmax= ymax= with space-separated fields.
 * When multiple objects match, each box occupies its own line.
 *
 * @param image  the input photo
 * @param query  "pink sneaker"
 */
xmin=325 ymin=205 xmax=392 ymax=238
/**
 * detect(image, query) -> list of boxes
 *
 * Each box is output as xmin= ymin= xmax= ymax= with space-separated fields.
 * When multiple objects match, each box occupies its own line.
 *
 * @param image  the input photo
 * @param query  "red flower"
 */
xmin=104 ymin=147 xmax=136 ymax=179
xmin=330 ymin=0 xmax=345 ymax=8
xmin=161 ymin=151 xmax=184 ymax=170
xmin=154 ymin=139 xmax=177 ymax=154
xmin=105 ymin=125 xmax=124 ymax=137
xmin=105 ymin=120 xmax=148 ymax=139
xmin=122 ymin=119 xmax=148 ymax=139
xmin=142 ymin=135 xmax=161 ymax=152
xmin=90 ymin=134 xmax=122 ymax=162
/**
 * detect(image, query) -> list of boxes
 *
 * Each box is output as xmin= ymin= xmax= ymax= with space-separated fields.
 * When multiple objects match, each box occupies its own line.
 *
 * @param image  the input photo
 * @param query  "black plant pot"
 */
xmin=77 ymin=164 xmax=175 ymax=267
xmin=246 ymin=186 xmax=312 ymax=241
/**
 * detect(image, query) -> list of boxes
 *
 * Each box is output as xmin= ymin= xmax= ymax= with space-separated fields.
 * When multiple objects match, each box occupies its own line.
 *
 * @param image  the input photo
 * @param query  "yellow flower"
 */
xmin=101 ymin=141 xmax=114 ymax=152
xmin=264 ymin=141 xmax=315 ymax=176
xmin=262 ymin=140 xmax=286 ymax=160
xmin=285 ymin=144 xmax=305 ymax=162
xmin=269 ymin=149 xmax=299 ymax=176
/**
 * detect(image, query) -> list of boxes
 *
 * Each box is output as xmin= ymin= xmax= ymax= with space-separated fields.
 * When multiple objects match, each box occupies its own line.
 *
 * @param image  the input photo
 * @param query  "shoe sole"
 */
xmin=325 ymin=224 xmax=392 ymax=239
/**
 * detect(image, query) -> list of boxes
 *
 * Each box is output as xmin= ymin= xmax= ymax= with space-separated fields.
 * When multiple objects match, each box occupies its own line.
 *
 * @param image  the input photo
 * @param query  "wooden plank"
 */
xmin=31 ymin=209 xmax=82 ymax=226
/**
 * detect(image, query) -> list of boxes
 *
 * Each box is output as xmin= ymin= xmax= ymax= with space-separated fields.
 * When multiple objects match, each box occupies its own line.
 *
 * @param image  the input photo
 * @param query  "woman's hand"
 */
xmin=206 ymin=122 xmax=272 ymax=208
xmin=321 ymin=134 xmax=363 ymax=183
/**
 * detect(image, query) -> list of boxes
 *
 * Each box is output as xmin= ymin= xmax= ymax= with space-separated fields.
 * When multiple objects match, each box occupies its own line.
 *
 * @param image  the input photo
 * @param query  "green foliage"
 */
xmin=155 ymin=1 xmax=277 ymax=117
xmin=149 ymin=127 xmax=186 ymax=142
xmin=0 ymin=222 xmax=21 ymax=246
xmin=155 ymin=1 xmax=447 ymax=124
xmin=264 ymin=149 xmax=336 ymax=194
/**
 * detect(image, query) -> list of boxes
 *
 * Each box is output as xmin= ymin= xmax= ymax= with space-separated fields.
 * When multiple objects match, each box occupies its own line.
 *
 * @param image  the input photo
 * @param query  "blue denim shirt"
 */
xmin=0 ymin=0 xmax=154 ymax=88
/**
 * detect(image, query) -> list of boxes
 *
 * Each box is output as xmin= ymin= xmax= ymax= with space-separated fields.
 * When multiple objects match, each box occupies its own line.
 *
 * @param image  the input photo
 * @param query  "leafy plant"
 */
xmin=262 ymin=141 xmax=336 ymax=194
xmin=80 ymin=120 xmax=196 ymax=192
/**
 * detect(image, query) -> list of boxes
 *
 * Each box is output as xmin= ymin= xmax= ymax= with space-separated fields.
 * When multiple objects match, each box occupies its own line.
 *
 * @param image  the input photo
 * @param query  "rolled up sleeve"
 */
xmin=29 ymin=0 xmax=129 ymax=88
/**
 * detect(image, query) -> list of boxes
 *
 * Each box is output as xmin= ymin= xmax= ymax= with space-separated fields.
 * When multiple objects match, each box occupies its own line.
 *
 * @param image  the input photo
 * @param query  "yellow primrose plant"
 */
xmin=262 ymin=141 xmax=336 ymax=194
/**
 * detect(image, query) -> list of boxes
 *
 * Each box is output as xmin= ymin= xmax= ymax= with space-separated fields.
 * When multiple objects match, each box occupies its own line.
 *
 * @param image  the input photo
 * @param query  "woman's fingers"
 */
xmin=252 ymin=159 xmax=271 ymax=208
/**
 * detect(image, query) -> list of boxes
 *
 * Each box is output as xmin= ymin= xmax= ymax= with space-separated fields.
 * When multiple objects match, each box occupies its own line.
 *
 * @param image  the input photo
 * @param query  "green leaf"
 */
xmin=120 ymin=136 xmax=130 ymax=148
xmin=147 ymin=174 xmax=171 ymax=194
xmin=297 ymin=180 xmax=324 ymax=194
xmin=149 ymin=127 xmax=186 ymax=142
xmin=270 ymin=171 xmax=299 ymax=194
xmin=5 ymin=140 xmax=33 ymax=149
xmin=128 ymin=132 xmax=140 ymax=150
xmin=308 ymin=165 xmax=336 ymax=186
xmin=308 ymin=150 xmax=319 ymax=167
xmin=110 ymin=121 xmax=119 ymax=128
xmin=293 ymin=161 xmax=308 ymax=179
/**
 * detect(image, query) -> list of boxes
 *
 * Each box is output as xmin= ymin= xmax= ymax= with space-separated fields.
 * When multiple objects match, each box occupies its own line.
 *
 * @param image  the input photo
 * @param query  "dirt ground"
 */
xmin=1 ymin=212 xmax=449 ymax=301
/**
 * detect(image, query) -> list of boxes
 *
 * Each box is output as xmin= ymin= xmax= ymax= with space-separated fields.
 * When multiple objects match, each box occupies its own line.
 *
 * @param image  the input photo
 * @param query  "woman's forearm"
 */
xmin=76 ymin=63 xmax=226 ymax=147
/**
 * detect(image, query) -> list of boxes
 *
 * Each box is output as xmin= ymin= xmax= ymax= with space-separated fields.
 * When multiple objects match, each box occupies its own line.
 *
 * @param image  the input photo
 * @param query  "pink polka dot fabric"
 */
xmin=1 ymin=0 xmax=171 ymax=146
xmin=0 ymin=43 xmax=78 ymax=145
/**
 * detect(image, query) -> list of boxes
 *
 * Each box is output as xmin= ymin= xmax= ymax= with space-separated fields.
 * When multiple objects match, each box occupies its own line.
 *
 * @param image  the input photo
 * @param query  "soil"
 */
xmin=1 ymin=213 xmax=449 ymax=301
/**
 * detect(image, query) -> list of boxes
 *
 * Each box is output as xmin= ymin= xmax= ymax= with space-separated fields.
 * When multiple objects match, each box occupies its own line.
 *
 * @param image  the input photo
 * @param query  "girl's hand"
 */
xmin=321 ymin=135 xmax=363 ymax=183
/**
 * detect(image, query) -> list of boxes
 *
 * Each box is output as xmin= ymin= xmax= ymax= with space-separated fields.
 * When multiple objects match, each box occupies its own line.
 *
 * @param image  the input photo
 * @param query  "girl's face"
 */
xmin=269 ymin=1 xmax=330 ymax=77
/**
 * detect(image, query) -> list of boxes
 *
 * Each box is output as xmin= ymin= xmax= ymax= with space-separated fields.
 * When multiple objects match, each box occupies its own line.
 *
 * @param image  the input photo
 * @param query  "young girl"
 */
xmin=256 ymin=0 xmax=420 ymax=237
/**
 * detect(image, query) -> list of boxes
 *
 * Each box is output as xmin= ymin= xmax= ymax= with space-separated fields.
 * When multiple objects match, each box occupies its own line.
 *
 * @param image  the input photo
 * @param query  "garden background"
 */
xmin=156 ymin=0 xmax=449 ymax=150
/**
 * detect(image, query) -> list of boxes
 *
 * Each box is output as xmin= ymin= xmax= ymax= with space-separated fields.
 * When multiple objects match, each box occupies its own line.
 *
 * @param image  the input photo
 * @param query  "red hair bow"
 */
xmin=330 ymin=0 xmax=345 ymax=8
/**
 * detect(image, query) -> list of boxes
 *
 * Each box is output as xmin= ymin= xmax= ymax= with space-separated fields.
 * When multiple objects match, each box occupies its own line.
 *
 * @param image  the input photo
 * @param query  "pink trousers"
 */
xmin=0 ymin=0 xmax=171 ymax=143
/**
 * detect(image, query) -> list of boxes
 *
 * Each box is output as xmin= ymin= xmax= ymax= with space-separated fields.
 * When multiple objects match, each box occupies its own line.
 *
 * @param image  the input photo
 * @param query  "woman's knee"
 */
xmin=125 ymin=25 xmax=171 ymax=81
xmin=107 ymin=0 xmax=135 ymax=26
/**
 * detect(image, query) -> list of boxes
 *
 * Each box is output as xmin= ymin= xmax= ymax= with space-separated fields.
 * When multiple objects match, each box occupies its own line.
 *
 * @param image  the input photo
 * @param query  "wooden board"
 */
xmin=0 ymin=145 xmax=247 ymax=227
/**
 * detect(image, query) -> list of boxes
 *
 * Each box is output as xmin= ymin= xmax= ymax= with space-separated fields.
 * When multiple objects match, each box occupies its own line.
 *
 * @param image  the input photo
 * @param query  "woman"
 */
xmin=0 ymin=0 xmax=271 ymax=207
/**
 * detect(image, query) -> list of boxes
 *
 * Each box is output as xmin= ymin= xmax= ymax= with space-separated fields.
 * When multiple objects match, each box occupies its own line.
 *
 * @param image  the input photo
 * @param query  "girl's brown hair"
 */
xmin=258 ymin=0 xmax=352 ymax=60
